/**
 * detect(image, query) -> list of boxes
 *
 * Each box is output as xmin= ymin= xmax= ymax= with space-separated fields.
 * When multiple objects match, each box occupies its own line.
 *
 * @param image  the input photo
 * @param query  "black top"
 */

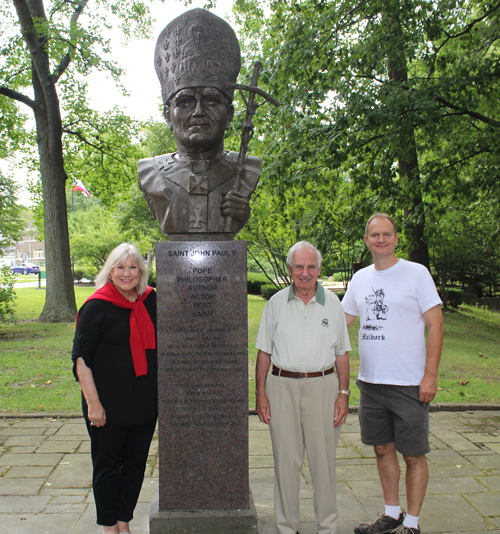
xmin=72 ymin=291 xmax=158 ymax=426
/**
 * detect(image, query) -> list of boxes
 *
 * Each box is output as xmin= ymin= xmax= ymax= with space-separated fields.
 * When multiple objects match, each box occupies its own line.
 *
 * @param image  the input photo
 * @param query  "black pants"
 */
xmin=86 ymin=417 xmax=157 ymax=526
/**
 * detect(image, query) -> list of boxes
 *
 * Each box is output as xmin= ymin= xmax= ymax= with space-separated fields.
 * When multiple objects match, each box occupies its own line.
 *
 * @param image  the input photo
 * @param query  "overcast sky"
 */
xmin=4 ymin=0 xmax=235 ymax=206
xmin=88 ymin=0 xmax=235 ymax=120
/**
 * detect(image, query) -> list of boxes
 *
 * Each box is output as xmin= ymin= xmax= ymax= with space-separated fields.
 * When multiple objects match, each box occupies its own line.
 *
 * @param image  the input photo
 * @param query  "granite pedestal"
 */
xmin=149 ymin=492 xmax=258 ymax=534
xmin=152 ymin=241 xmax=257 ymax=533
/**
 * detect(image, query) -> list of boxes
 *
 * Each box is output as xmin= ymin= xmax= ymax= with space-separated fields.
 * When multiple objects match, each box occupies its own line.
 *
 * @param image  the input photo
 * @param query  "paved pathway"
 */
xmin=1 ymin=411 xmax=499 ymax=534
xmin=13 ymin=280 xmax=46 ymax=289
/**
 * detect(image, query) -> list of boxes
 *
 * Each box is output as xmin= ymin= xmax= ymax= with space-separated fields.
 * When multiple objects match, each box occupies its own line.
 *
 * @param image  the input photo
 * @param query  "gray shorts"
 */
xmin=357 ymin=379 xmax=430 ymax=456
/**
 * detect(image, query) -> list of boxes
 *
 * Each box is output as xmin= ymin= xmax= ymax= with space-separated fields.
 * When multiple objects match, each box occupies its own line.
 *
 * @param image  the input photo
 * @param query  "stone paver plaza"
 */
xmin=0 ymin=411 xmax=499 ymax=534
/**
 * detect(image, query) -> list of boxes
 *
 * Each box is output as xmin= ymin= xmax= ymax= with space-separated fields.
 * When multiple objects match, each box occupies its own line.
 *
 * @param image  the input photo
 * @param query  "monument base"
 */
xmin=149 ymin=488 xmax=258 ymax=534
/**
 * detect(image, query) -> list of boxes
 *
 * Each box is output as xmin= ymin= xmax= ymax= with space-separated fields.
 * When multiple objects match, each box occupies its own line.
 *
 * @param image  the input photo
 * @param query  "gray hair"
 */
xmin=286 ymin=241 xmax=322 ymax=267
xmin=95 ymin=243 xmax=149 ymax=295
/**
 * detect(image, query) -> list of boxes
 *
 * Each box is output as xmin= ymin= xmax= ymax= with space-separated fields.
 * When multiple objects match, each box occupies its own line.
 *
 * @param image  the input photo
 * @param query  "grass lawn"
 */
xmin=0 ymin=287 xmax=94 ymax=414
xmin=0 ymin=288 xmax=499 ymax=414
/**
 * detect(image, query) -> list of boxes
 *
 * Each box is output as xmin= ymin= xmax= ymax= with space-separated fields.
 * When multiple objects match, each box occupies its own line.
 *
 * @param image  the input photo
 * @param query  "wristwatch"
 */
xmin=339 ymin=390 xmax=351 ymax=397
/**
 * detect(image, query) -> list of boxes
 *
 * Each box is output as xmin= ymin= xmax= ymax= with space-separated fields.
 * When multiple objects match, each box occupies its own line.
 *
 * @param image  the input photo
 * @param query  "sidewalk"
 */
xmin=1 ymin=411 xmax=499 ymax=534
xmin=13 ymin=280 xmax=46 ymax=289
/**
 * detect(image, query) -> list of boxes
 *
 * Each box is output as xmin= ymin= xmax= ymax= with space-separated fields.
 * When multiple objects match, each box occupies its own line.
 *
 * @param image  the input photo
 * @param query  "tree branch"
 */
xmin=351 ymin=133 xmax=387 ymax=151
xmin=12 ymin=0 xmax=51 ymax=95
xmin=0 ymin=87 xmax=36 ymax=109
xmin=443 ymin=1 xmax=500 ymax=42
xmin=435 ymin=96 xmax=500 ymax=127
xmin=426 ymin=148 xmax=490 ymax=182
xmin=248 ymin=249 xmax=279 ymax=287
xmin=51 ymin=0 xmax=90 ymax=83
xmin=353 ymin=74 xmax=385 ymax=84
xmin=62 ymin=128 xmax=127 ymax=164
xmin=430 ymin=1 xmax=500 ymax=74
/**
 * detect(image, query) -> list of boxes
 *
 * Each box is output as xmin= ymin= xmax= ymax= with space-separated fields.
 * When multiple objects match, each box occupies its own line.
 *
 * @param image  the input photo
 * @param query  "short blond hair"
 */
xmin=365 ymin=213 xmax=398 ymax=236
xmin=95 ymin=243 xmax=149 ymax=295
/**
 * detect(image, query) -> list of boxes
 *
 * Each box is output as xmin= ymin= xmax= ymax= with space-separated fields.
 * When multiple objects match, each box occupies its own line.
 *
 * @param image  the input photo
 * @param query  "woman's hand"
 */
xmin=87 ymin=401 xmax=106 ymax=427
xmin=76 ymin=357 xmax=107 ymax=427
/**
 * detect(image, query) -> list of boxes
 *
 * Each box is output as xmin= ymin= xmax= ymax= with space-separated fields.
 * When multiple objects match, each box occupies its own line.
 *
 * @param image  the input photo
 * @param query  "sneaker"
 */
xmin=354 ymin=513 xmax=405 ymax=534
xmin=387 ymin=526 xmax=420 ymax=534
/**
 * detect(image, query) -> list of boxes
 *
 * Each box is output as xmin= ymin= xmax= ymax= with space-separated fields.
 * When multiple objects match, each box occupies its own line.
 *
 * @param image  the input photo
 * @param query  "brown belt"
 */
xmin=272 ymin=364 xmax=335 ymax=379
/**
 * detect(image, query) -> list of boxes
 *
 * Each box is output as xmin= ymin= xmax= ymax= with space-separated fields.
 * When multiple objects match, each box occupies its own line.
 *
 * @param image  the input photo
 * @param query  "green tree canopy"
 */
xmin=69 ymin=201 xmax=124 ymax=274
xmin=0 ymin=0 xmax=159 ymax=321
xmin=0 ymin=173 xmax=24 ymax=251
xmin=234 ymin=0 xmax=500 ymax=284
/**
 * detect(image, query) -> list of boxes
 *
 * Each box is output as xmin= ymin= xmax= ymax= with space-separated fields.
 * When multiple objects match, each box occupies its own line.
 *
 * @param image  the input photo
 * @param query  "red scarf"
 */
xmin=78 ymin=283 xmax=155 ymax=377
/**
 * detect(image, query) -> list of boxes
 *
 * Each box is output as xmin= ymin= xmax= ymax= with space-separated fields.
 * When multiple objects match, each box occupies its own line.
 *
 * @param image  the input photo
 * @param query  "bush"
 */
xmin=73 ymin=262 xmax=97 ymax=282
xmin=329 ymin=272 xmax=345 ymax=282
xmin=247 ymin=272 xmax=270 ymax=294
xmin=446 ymin=288 xmax=464 ymax=308
xmin=261 ymin=284 xmax=282 ymax=300
xmin=72 ymin=268 xmax=86 ymax=283
xmin=336 ymin=291 xmax=345 ymax=301
xmin=0 ymin=266 xmax=17 ymax=324
xmin=148 ymin=270 xmax=156 ymax=288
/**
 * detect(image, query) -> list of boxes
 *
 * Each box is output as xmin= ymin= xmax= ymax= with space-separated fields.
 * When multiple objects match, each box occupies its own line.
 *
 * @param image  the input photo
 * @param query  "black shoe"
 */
xmin=387 ymin=525 xmax=420 ymax=534
xmin=354 ymin=513 xmax=405 ymax=534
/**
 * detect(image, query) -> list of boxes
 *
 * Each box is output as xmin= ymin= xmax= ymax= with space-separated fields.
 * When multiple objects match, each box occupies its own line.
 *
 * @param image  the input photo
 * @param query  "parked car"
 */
xmin=11 ymin=263 xmax=41 ymax=275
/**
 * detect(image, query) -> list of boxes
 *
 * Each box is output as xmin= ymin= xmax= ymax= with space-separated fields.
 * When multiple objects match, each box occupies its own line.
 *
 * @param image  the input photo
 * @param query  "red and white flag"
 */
xmin=71 ymin=179 xmax=91 ymax=197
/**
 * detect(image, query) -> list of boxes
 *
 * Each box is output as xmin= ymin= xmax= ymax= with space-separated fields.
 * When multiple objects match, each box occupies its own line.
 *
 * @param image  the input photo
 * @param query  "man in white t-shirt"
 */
xmin=256 ymin=241 xmax=351 ymax=534
xmin=342 ymin=213 xmax=444 ymax=534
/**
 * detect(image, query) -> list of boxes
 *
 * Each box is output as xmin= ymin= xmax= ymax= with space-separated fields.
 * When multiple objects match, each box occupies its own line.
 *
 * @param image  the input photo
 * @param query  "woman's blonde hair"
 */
xmin=95 ymin=243 xmax=149 ymax=295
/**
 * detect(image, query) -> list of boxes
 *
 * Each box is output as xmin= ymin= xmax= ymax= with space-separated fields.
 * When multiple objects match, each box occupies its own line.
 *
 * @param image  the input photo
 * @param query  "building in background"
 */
xmin=0 ymin=221 xmax=45 ymax=267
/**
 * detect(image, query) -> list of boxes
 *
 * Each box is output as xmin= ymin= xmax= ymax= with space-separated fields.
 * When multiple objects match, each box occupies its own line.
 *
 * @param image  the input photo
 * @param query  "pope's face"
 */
xmin=166 ymin=87 xmax=234 ymax=156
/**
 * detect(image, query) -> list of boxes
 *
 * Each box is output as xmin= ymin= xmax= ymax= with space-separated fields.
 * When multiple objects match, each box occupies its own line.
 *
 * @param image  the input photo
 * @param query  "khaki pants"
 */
xmin=268 ymin=372 xmax=340 ymax=534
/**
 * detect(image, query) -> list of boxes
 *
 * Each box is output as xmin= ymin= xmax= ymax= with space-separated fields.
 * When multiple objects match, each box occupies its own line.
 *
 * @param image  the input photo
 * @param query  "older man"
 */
xmin=342 ymin=213 xmax=444 ymax=534
xmin=256 ymin=241 xmax=351 ymax=534
xmin=138 ymin=8 xmax=260 ymax=240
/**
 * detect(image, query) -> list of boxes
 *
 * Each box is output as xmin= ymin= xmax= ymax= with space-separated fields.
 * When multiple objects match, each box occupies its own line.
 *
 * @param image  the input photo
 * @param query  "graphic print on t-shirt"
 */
xmin=364 ymin=288 xmax=388 ymax=325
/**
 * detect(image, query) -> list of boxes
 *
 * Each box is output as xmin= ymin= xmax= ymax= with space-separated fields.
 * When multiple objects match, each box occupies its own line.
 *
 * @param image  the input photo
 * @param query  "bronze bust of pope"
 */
xmin=138 ymin=8 xmax=261 ymax=241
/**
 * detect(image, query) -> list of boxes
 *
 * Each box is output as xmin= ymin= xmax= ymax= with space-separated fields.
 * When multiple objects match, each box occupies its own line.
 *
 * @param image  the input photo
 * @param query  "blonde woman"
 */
xmin=72 ymin=243 xmax=157 ymax=534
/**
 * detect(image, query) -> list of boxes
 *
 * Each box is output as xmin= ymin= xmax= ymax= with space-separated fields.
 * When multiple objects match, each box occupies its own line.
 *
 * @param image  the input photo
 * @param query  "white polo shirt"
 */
xmin=256 ymin=283 xmax=351 ymax=373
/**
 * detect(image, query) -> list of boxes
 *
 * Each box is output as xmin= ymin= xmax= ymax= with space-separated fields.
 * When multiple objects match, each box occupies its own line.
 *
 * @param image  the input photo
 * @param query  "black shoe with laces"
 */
xmin=354 ymin=512 xmax=405 ymax=534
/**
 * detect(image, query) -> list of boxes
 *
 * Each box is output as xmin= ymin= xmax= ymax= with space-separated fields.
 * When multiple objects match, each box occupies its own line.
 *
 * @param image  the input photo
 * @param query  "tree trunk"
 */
xmin=400 ymin=141 xmax=430 ymax=268
xmin=383 ymin=0 xmax=430 ymax=269
xmin=34 ymin=83 xmax=77 ymax=322
xmin=23 ymin=6 xmax=77 ymax=321
xmin=11 ymin=0 xmax=77 ymax=321
xmin=38 ymin=143 xmax=78 ymax=322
